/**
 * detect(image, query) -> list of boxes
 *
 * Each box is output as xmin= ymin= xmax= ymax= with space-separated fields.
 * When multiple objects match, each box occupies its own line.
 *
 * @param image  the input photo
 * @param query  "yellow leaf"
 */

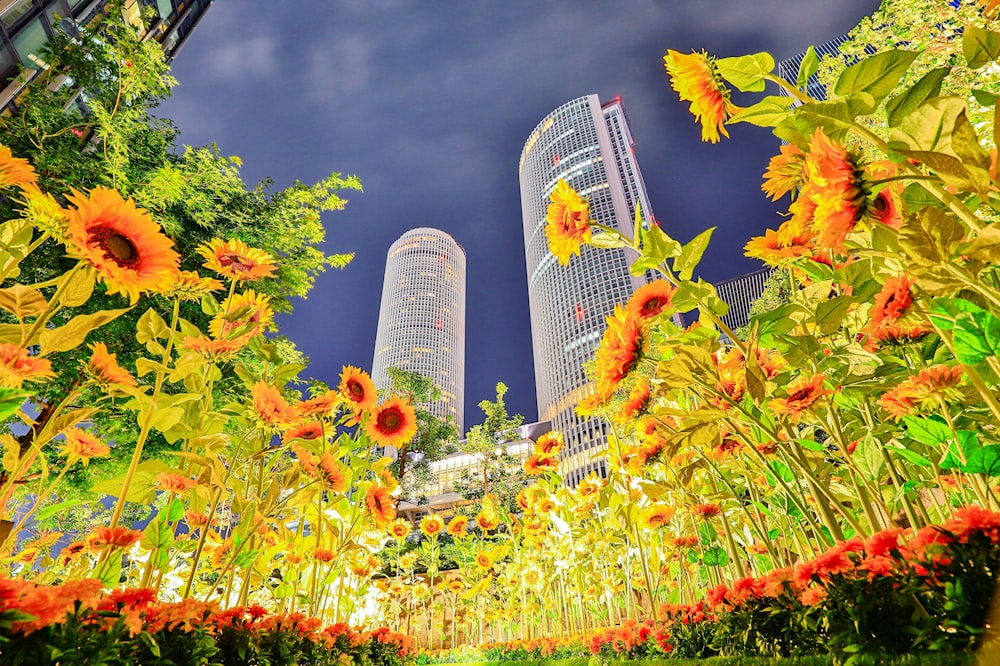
xmin=1 ymin=433 xmax=20 ymax=473
xmin=39 ymin=307 xmax=132 ymax=353
xmin=58 ymin=266 xmax=96 ymax=308
xmin=0 ymin=285 xmax=47 ymax=320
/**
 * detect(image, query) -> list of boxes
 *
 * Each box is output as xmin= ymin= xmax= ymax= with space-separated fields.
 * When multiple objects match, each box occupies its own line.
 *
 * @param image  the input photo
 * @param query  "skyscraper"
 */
xmin=372 ymin=228 xmax=466 ymax=434
xmin=519 ymin=95 xmax=654 ymax=486
xmin=716 ymin=267 xmax=775 ymax=332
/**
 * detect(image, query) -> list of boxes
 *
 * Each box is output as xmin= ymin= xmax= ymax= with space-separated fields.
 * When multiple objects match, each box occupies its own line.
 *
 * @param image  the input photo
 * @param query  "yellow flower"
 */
xmin=0 ymin=343 xmax=55 ymax=388
xmin=162 ymin=270 xmax=224 ymax=301
xmin=364 ymin=397 xmax=418 ymax=449
xmin=86 ymin=342 xmax=137 ymax=388
xmin=641 ymin=503 xmax=676 ymax=529
xmin=197 ymin=238 xmax=277 ymax=282
xmin=663 ymin=50 xmax=737 ymax=143
xmin=593 ymin=305 xmax=644 ymax=402
xmin=545 ymin=179 xmax=592 ymax=266
xmin=251 ymin=382 xmax=298 ymax=430
xmin=64 ymin=187 xmax=180 ymax=303
xmin=209 ymin=289 xmax=273 ymax=341
xmin=387 ymin=518 xmax=412 ymax=540
xmin=420 ymin=513 xmax=445 ymax=537
xmin=0 ymin=145 xmax=37 ymax=190
xmin=339 ymin=365 xmax=377 ymax=412
xmin=446 ymin=515 xmax=469 ymax=537
xmin=60 ymin=428 xmax=111 ymax=465
xmin=365 ymin=485 xmax=395 ymax=525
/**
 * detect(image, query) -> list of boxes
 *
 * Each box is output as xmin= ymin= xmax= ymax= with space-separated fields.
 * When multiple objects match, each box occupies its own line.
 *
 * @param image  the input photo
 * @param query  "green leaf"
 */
xmin=952 ymin=310 xmax=1000 ymax=364
xmin=892 ymin=448 xmax=931 ymax=468
xmin=902 ymin=415 xmax=951 ymax=446
xmin=885 ymin=67 xmax=950 ymax=128
xmin=698 ymin=520 xmax=717 ymax=544
xmin=963 ymin=24 xmax=1000 ymax=70
xmin=972 ymin=89 xmax=999 ymax=107
xmin=149 ymin=406 xmax=185 ymax=433
xmin=642 ymin=225 xmax=682 ymax=264
xmin=897 ymin=149 xmax=992 ymax=196
xmin=940 ymin=431 xmax=982 ymax=470
xmin=814 ymin=296 xmax=852 ymax=335
xmin=141 ymin=518 xmax=175 ymax=552
xmin=728 ymin=96 xmax=793 ymax=127
xmin=136 ymin=307 xmax=169 ymax=344
xmin=715 ymin=52 xmax=775 ymax=92
xmin=896 ymin=206 xmax=964 ymax=267
xmin=166 ymin=498 xmax=185 ymax=522
xmin=36 ymin=498 xmax=85 ymax=522
xmin=0 ymin=285 xmax=47 ymax=320
xmin=98 ymin=556 xmax=122 ymax=587
xmin=673 ymin=227 xmax=714 ymax=281
xmin=834 ymin=50 xmax=919 ymax=104
xmin=964 ymin=224 xmax=1000 ymax=263
xmin=0 ymin=388 xmax=30 ymax=422
xmin=589 ymin=233 xmax=626 ymax=249
xmin=796 ymin=46 xmax=819 ymax=91
xmin=38 ymin=307 xmax=132 ymax=354
xmin=889 ymin=96 xmax=968 ymax=153
xmin=703 ymin=545 xmax=730 ymax=567
xmin=964 ymin=446 xmax=1000 ymax=476
xmin=58 ymin=266 xmax=96 ymax=308
xmin=768 ymin=461 xmax=795 ymax=483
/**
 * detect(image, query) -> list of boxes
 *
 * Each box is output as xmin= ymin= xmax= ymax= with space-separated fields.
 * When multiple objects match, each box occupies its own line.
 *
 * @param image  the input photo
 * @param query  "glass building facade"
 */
xmin=372 ymin=228 xmax=466 ymax=435
xmin=519 ymin=95 xmax=654 ymax=487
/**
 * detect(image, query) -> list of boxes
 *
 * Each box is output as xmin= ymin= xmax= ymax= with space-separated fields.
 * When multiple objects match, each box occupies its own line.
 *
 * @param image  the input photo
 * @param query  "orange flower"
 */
xmin=474 ymin=551 xmax=493 ymax=570
xmin=663 ymin=50 xmax=737 ymax=143
xmin=626 ymin=280 xmax=675 ymax=321
xmin=545 ymin=179 xmax=592 ymax=266
xmin=162 ymin=270 xmax=224 ymax=301
xmin=60 ymin=428 xmax=111 ymax=464
xmin=446 ymin=515 xmax=469 ymax=537
xmin=156 ymin=472 xmax=197 ymax=494
xmin=251 ymin=382 xmax=298 ymax=429
xmin=691 ymin=503 xmax=722 ymax=519
xmin=420 ymin=513 xmax=445 ymax=537
xmin=87 ymin=526 xmax=143 ymax=550
xmin=87 ymin=342 xmax=136 ymax=388
xmin=313 ymin=548 xmax=335 ymax=562
xmin=210 ymin=289 xmax=273 ymax=341
xmin=364 ymin=397 xmax=418 ymax=449
xmin=339 ymin=366 xmax=377 ymax=412
xmin=576 ymin=473 xmax=604 ymax=498
xmin=180 ymin=334 xmax=246 ymax=358
xmin=0 ymin=343 xmax=55 ymax=388
xmin=316 ymin=452 xmax=349 ymax=493
xmin=283 ymin=420 xmax=324 ymax=442
xmin=867 ymin=274 xmax=917 ymax=332
xmin=296 ymin=390 xmax=338 ymax=418
xmin=798 ymin=129 xmax=866 ymax=252
xmin=616 ymin=378 xmax=651 ymax=421
xmin=761 ymin=143 xmax=805 ymax=200
xmin=197 ymin=238 xmax=277 ymax=282
xmin=387 ymin=518 xmax=412 ymax=540
xmin=184 ymin=511 xmax=209 ymax=528
xmin=769 ymin=373 xmax=831 ymax=419
xmin=0 ymin=145 xmax=38 ymax=189
xmin=524 ymin=454 xmax=559 ymax=476
xmin=594 ymin=305 xmax=644 ymax=402
xmin=744 ymin=225 xmax=814 ymax=266
xmin=641 ymin=504 xmax=676 ymax=529
xmin=878 ymin=364 xmax=964 ymax=421
xmin=475 ymin=509 xmax=499 ymax=532
xmin=868 ymin=189 xmax=902 ymax=229
xmin=64 ymin=187 xmax=180 ymax=303
xmin=533 ymin=431 xmax=563 ymax=456
xmin=366 ymin=485 xmax=395 ymax=525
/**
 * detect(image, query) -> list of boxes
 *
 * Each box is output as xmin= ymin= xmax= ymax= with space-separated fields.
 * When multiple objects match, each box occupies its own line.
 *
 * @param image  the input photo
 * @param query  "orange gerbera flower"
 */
xmin=387 ymin=518 xmax=412 ymax=540
xmin=0 ymin=145 xmax=37 ymax=190
xmin=59 ymin=428 xmax=111 ymax=465
xmin=162 ymin=270 xmax=224 ymax=302
xmin=283 ymin=420 xmax=324 ymax=442
xmin=744 ymin=225 xmax=814 ymax=266
xmin=365 ymin=485 xmax=395 ymax=525
xmin=210 ymin=289 xmax=273 ymax=341
xmin=446 ymin=515 xmax=469 ymax=537
xmin=641 ymin=504 xmax=676 ymax=529
xmin=691 ymin=503 xmax=722 ymax=519
xmin=524 ymin=454 xmax=559 ymax=476
xmin=339 ymin=366 xmax=377 ymax=412
xmin=0 ymin=343 xmax=55 ymax=388
xmin=663 ymin=50 xmax=737 ymax=143
xmin=594 ymin=305 xmax=644 ymax=402
xmin=251 ymin=382 xmax=298 ymax=429
xmin=87 ymin=342 xmax=136 ymax=388
xmin=316 ymin=452 xmax=349 ymax=493
xmin=617 ymin=378 xmax=651 ymax=421
xmin=88 ymin=526 xmax=143 ymax=550
xmin=769 ymin=373 xmax=832 ymax=419
xmin=156 ymin=472 xmax=197 ymax=494
xmin=798 ymin=129 xmax=866 ymax=251
xmin=420 ymin=513 xmax=445 ymax=537
xmin=197 ymin=238 xmax=277 ymax=282
xmin=64 ymin=187 xmax=179 ymax=303
xmin=762 ymin=143 xmax=805 ymax=200
xmin=626 ymin=280 xmax=676 ymax=321
xmin=545 ymin=179 xmax=592 ymax=266
xmin=364 ymin=397 xmax=418 ymax=449
xmin=879 ymin=364 xmax=964 ymax=420
xmin=534 ymin=431 xmax=563 ymax=456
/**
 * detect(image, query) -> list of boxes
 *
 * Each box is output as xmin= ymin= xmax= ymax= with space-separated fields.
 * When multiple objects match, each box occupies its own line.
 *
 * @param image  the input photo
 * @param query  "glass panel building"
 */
xmin=518 ymin=94 xmax=655 ymax=487
xmin=372 ymin=228 xmax=466 ymax=435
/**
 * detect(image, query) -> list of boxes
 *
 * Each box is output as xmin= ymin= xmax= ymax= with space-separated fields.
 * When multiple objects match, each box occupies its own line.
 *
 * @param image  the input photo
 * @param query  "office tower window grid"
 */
xmin=372 ymin=228 xmax=466 ymax=435
xmin=520 ymin=95 xmax=652 ymax=486
xmin=716 ymin=267 xmax=775 ymax=332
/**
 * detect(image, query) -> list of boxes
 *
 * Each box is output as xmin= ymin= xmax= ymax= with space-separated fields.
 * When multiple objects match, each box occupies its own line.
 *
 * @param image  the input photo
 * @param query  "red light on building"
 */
xmin=575 ymin=304 xmax=585 ymax=323
xmin=553 ymin=154 xmax=560 ymax=165
xmin=439 ymin=253 xmax=447 ymax=263
xmin=436 ymin=320 xmax=443 ymax=330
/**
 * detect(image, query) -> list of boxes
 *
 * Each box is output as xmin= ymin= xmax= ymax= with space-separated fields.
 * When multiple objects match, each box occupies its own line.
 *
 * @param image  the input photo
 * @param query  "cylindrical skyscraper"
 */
xmin=372 ymin=228 xmax=466 ymax=434
xmin=519 ymin=95 xmax=655 ymax=486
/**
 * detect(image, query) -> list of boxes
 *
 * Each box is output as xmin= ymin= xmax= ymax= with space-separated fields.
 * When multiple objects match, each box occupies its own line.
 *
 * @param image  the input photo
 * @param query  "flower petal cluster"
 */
xmin=545 ymin=179 xmax=592 ymax=266
xmin=663 ymin=50 xmax=737 ymax=143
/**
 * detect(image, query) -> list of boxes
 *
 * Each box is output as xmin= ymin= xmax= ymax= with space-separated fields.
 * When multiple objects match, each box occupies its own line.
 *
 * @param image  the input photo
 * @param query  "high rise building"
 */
xmin=372 ymin=228 xmax=466 ymax=434
xmin=716 ymin=267 xmax=775 ymax=333
xmin=1 ymin=0 xmax=214 ymax=114
xmin=519 ymin=94 xmax=654 ymax=486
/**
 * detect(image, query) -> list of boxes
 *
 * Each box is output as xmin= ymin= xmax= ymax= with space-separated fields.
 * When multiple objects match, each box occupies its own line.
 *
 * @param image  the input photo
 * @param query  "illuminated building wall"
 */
xmin=372 ymin=228 xmax=466 ymax=434
xmin=518 ymin=95 xmax=654 ymax=486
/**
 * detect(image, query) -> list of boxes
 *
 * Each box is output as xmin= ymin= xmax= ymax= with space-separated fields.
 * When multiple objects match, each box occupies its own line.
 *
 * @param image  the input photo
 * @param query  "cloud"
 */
xmin=306 ymin=34 xmax=373 ymax=103
xmin=199 ymin=34 xmax=279 ymax=81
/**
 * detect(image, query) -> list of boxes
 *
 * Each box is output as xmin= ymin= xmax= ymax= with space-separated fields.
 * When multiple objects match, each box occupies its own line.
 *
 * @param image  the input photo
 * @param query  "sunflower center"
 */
xmin=90 ymin=225 xmax=139 ymax=269
xmin=642 ymin=297 xmax=667 ymax=315
xmin=787 ymin=387 xmax=814 ymax=403
xmin=378 ymin=408 xmax=402 ymax=433
xmin=219 ymin=252 xmax=253 ymax=272
xmin=347 ymin=379 xmax=365 ymax=400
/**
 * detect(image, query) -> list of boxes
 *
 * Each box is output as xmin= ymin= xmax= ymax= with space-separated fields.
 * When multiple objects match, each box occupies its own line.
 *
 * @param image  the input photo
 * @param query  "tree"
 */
xmin=383 ymin=368 xmax=457 ymax=502
xmin=453 ymin=382 xmax=527 ymax=513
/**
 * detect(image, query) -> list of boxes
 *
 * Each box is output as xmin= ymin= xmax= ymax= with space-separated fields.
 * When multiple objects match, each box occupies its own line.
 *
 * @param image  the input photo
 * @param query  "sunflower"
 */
xmin=0 ymin=145 xmax=37 ymax=190
xmin=316 ymin=452 xmax=349 ymax=493
xmin=867 ymin=274 xmax=916 ymax=332
xmin=162 ymin=270 xmax=224 ymax=302
xmin=796 ymin=129 xmax=867 ymax=252
xmin=210 ymin=289 xmax=273 ymax=341
xmin=86 ymin=342 xmax=136 ymax=388
xmin=156 ymin=472 xmax=197 ymax=494
xmin=626 ymin=280 xmax=676 ymax=322
xmin=365 ymin=485 xmax=395 ymax=525
xmin=64 ymin=187 xmax=180 ymax=303
xmin=197 ymin=238 xmax=277 ymax=282
xmin=364 ymin=397 xmax=418 ymax=449
xmin=475 ymin=551 xmax=493 ymax=570
xmin=576 ymin=473 xmax=604 ymax=498
xmin=339 ymin=365 xmax=377 ymax=412
xmin=744 ymin=226 xmax=814 ymax=266
xmin=533 ymin=431 xmax=563 ymax=456
xmin=59 ymin=428 xmax=111 ymax=465
xmin=87 ymin=526 xmax=143 ymax=550
xmin=663 ymin=50 xmax=737 ymax=143
xmin=282 ymin=420 xmax=324 ymax=443
xmin=420 ymin=513 xmax=445 ymax=537
xmin=691 ymin=503 xmax=723 ymax=519
xmin=179 ymin=334 xmax=247 ymax=359
xmin=474 ymin=509 xmax=499 ymax=532
xmin=250 ymin=382 xmax=298 ymax=430
xmin=594 ymin=305 xmax=644 ymax=402
xmin=879 ymin=364 xmax=964 ymax=421
xmin=446 ymin=515 xmax=469 ymax=537
xmin=0 ymin=343 xmax=55 ymax=388
xmin=545 ymin=179 xmax=592 ymax=266
xmin=524 ymin=453 xmax=558 ymax=476
xmin=769 ymin=373 xmax=832 ymax=419
xmin=616 ymin=378 xmax=651 ymax=422
xmin=296 ymin=390 xmax=338 ymax=418
xmin=761 ymin=144 xmax=805 ymax=200
xmin=387 ymin=518 xmax=412 ymax=540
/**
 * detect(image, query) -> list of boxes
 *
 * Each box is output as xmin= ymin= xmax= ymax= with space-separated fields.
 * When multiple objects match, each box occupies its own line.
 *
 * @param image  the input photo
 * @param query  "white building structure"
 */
xmin=518 ymin=95 xmax=655 ymax=486
xmin=372 ymin=228 xmax=466 ymax=434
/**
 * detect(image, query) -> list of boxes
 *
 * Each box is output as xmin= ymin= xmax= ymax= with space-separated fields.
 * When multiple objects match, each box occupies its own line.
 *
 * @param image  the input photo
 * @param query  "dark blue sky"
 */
xmin=158 ymin=0 xmax=879 ymax=431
